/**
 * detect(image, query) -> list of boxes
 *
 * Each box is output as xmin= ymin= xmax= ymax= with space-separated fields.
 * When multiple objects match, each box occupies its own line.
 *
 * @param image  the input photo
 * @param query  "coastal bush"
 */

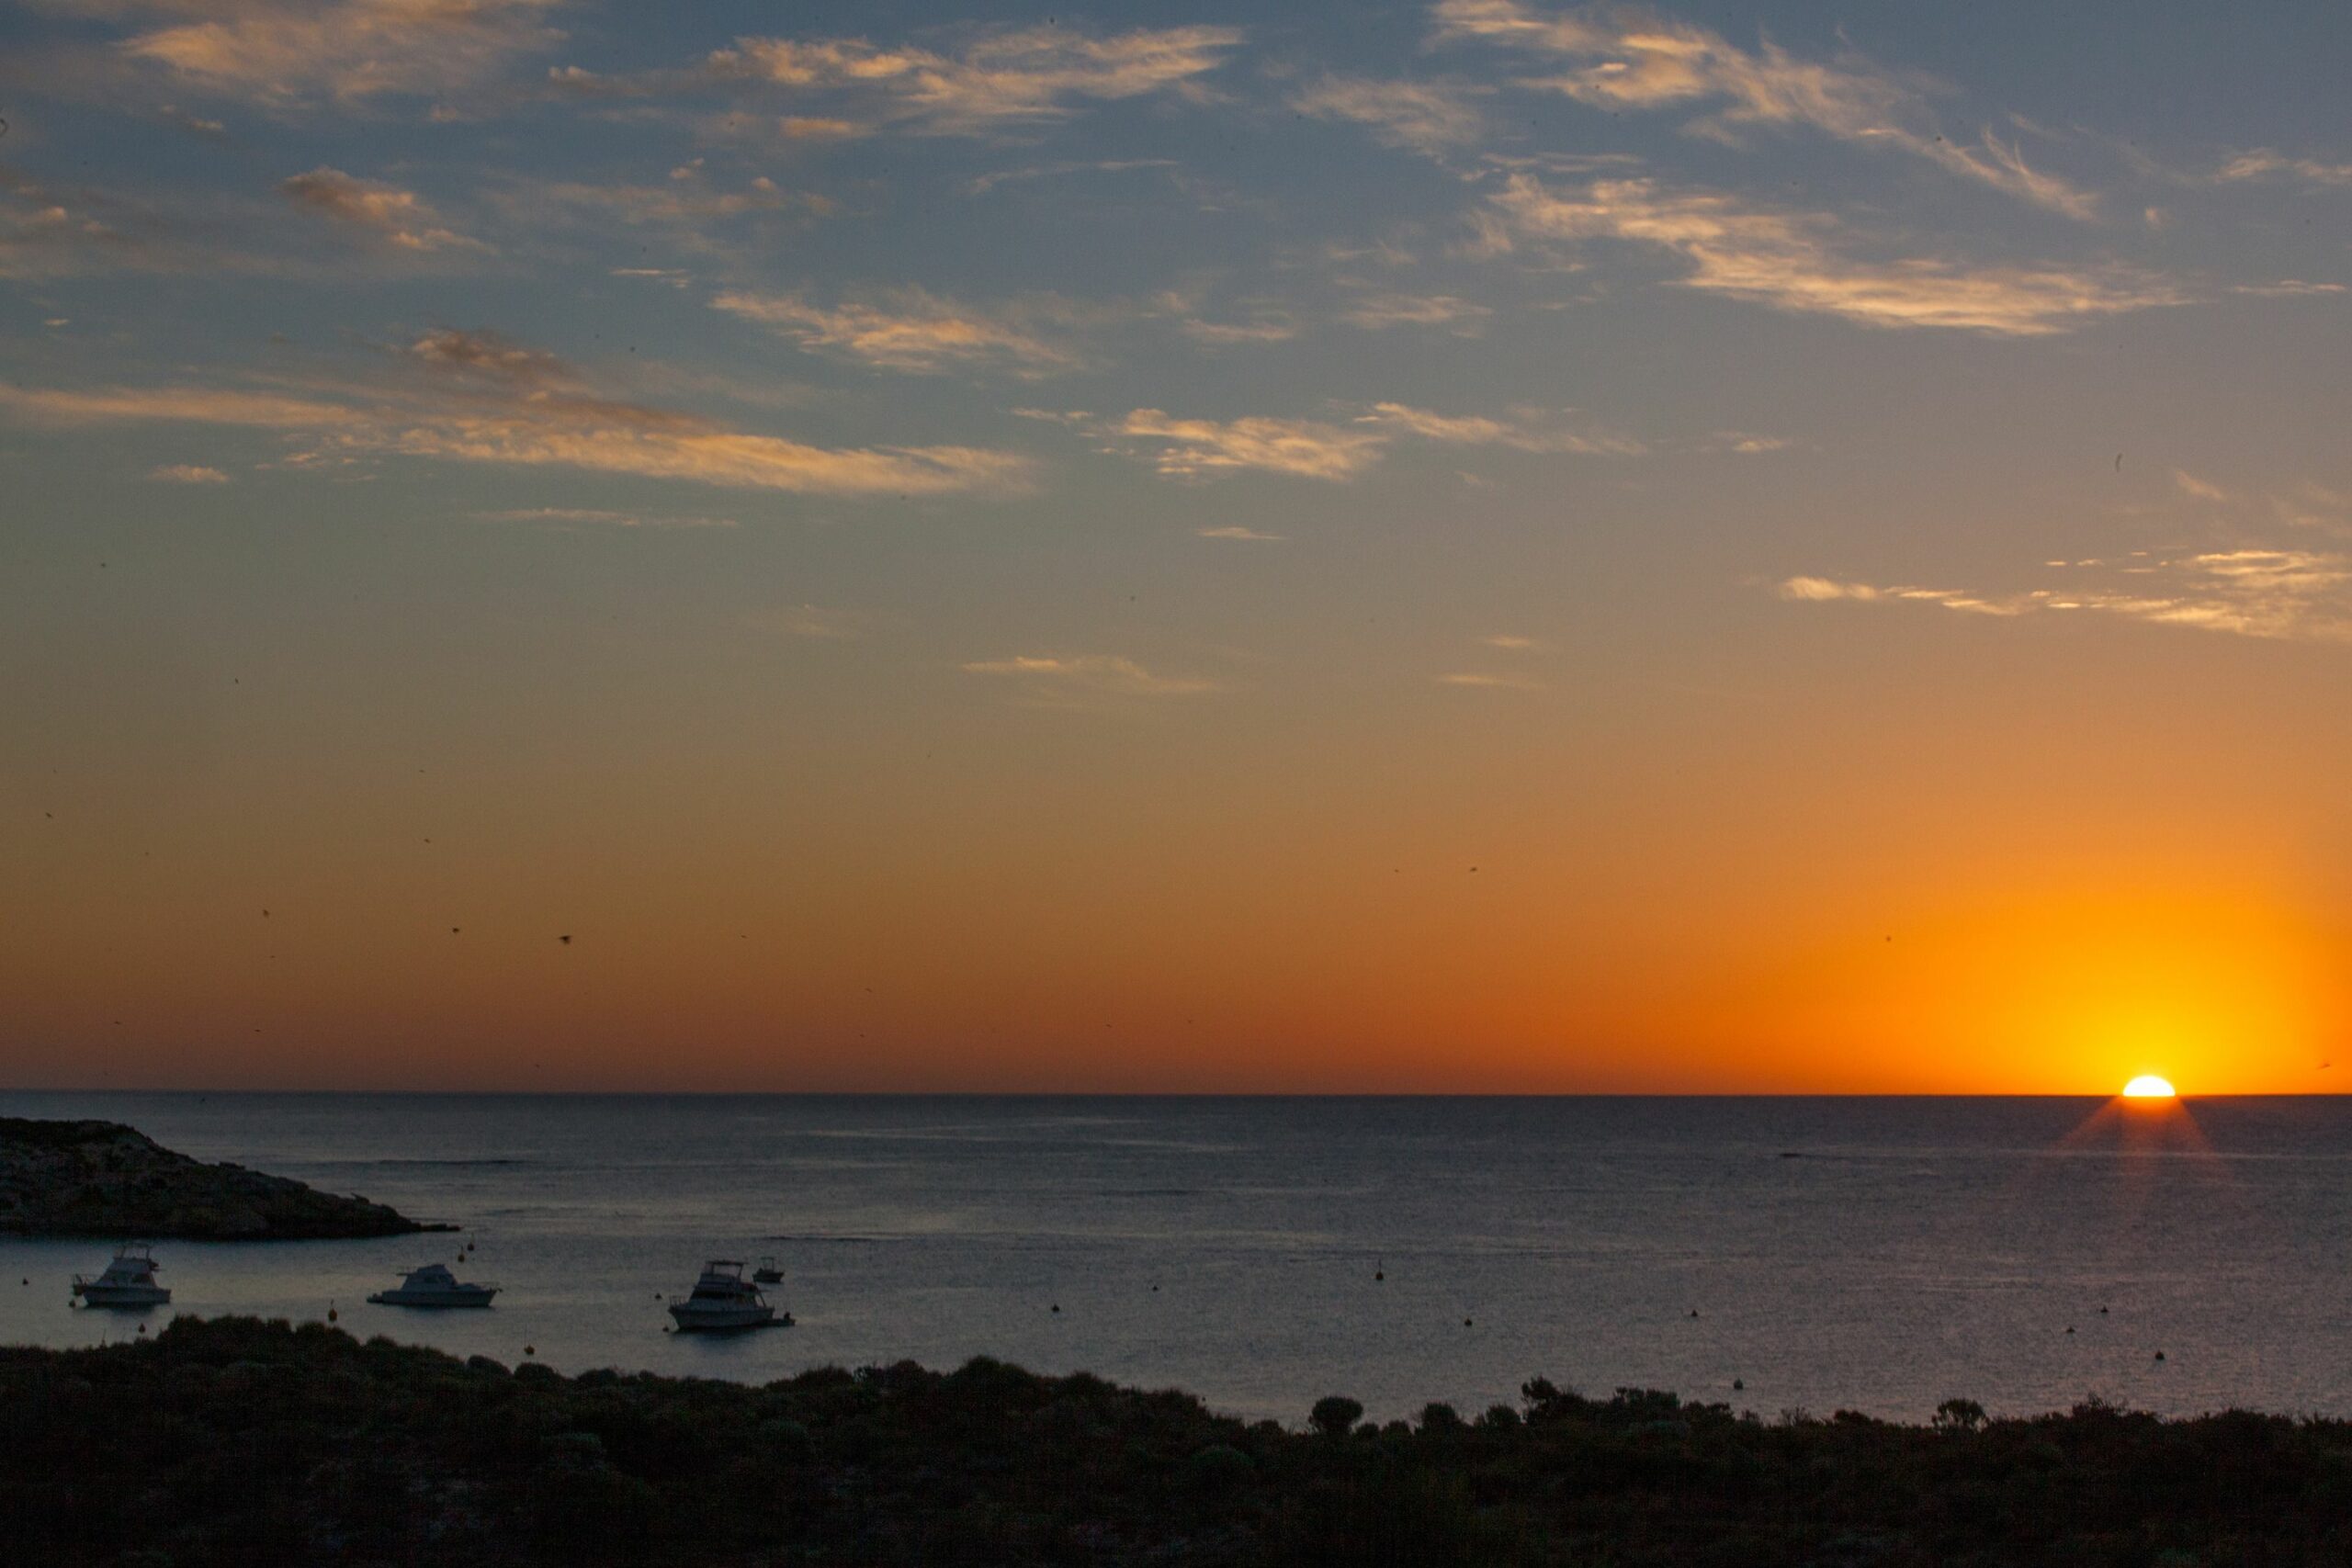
xmin=1188 ymin=1442 xmax=1253 ymax=1490
xmin=1308 ymin=1395 xmax=1363 ymax=1438
xmin=1272 ymin=1469 xmax=1504 ymax=1566
xmin=758 ymin=1416 xmax=812 ymax=1457
xmin=1935 ymin=1397 xmax=1989 ymax=1433
xmin=15 ymin=1317 xmax=2352 ymax=1566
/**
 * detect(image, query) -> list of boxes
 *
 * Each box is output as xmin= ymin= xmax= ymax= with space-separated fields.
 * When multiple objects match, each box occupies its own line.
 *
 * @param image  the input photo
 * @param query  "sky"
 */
xmin=2 ymin=0 xmax=2348 ymax=1094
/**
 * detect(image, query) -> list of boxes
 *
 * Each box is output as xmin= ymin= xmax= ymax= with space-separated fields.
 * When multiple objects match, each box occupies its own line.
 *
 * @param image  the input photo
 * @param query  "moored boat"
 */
xmin=667 ymin=1259 xmax=788 ymax=1331
xmin=752 ymin=1256 xmax=783 ymax=1283
xmin=367 ymin=1262 xmax=498 ymax=1308
xmin=72 ymin=1244 xmax=171 ymax=1307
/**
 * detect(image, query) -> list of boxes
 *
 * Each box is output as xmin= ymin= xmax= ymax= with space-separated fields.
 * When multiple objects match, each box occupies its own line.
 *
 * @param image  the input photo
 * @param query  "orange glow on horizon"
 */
xmin=1636 ymin=874 xmax=2345 ymax=1098
xmin=6 ymin=721 xmax=2346 ymax=1092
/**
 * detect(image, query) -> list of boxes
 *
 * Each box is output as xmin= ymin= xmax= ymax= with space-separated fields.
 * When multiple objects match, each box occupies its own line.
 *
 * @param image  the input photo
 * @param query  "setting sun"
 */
xmin=2122 ymin=1075 xmax=2178 ymax=1100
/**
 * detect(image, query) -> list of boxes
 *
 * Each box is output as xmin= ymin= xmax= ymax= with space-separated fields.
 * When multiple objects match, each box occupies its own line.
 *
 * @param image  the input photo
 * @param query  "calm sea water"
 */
xmin=4 ymin=1093 xmax=2349 ymax=1425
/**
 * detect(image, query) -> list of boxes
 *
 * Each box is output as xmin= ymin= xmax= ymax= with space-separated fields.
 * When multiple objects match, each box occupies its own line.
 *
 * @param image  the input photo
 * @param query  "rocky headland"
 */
xmin=0 ymin=1117 xmax=445 ymax=1239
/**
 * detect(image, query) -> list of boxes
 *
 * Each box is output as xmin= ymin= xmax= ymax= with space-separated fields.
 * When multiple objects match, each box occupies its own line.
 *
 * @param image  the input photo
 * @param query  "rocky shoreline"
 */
xmin=0 ymin=1117 xmax=446 ymax=1240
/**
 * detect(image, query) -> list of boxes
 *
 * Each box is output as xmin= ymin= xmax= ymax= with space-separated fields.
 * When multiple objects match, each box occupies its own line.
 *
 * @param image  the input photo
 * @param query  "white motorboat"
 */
xmin=667 ymin=1259 xmax=788 ymax=1332
xmin=72 ymin=1244 xmax=170 ymax=1307
xmin=367 ymin=1262 xmax=498 ymax=1309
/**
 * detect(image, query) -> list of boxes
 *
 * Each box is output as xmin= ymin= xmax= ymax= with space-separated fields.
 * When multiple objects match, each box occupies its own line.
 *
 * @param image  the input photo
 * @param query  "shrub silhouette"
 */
xmin=1934 ymin=1396 xmax=1988 ymax=1433
xmin=7 ymin=1317 xmax=2352 ymax=1566
xmin=1309 ymin=1394 xmax=1364 ymax=1437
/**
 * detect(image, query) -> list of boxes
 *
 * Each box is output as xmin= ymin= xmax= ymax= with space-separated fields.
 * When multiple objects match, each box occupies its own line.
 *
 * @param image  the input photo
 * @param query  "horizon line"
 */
xmin=2 ymin=1087 xmax=2335 ymax=1100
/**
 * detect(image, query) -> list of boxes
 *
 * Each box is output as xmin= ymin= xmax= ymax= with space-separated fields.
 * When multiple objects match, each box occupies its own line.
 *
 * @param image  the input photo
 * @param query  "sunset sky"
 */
xmin=3 ymin=0 xmax=2347 ymax=1093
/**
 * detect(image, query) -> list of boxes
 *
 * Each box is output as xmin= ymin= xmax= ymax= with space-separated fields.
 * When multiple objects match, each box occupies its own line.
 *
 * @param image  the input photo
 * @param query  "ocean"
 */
xmin=5 ymin=1093 xmax=2349 ymax=1425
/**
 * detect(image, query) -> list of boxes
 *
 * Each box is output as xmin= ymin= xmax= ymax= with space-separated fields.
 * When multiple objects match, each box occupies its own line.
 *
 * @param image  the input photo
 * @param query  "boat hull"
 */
xmin=668 ymin=1303 xmax=785 ymax=1332
xmin=367 ymin=1288 xmax=497 ymax=1308
xmin=74 ymin=1284 xmax=170 ymax=1307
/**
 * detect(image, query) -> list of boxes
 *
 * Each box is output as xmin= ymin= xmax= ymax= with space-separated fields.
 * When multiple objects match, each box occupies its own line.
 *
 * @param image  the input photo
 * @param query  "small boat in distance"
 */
xmin=367 ymin=1262 xmax=498 ymax=1309
xmin=752 ymin=1257 xmax=784 ymax=1284
xmin=73 ymin=1244 xmax=171 ymax=1307
xmin=668 ymin=1259 xmax=789 ymax=1332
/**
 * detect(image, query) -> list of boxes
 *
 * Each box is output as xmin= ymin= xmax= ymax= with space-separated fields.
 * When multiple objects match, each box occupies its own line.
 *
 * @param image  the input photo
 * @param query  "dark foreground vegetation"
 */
xmin=6 ymin=1317 xmax=2351 ymax=1567
xmin=0 ymin=1119 xmax=441 ymax=1239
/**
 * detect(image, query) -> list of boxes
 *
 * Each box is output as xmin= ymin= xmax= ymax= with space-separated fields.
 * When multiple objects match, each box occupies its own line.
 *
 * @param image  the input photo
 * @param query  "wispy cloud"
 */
xmin=1104 ymin=410 xmax=1389 ymax=481
xmin=116 ymin=0 xmax=566 ymax=108
xmin=1291 ymin=75 xmax=1486 ymax=154
xmin=1177 ymin=314 xmax=1300 ymax=345
xmin=1480 ymin=633 xmax=1545 ymax=649
xmin=1486 ymin=175 xmax=2179 ymax=334
xmin=2173 ymin=469 xmax=2228 ymax=502
xmin=711 ymin=289 xmax=1083 ymax=375
xmin=155 ymin=106 xmax=231 ymax=140
xmin=2229 ymin=279 xmax=2345 ymax=299
xmin=492 ymin=166 xmax=804 ymax=231
xmin=1362 ymin=400 xmax=1645 ymax=454
xmin=967 ymin=158 xmax=1179 ymax=196
xmin=473 ymin=506 xmax=738 ymax=528
xmin=0 ymin=169 xmax=289 ymax=281
xmin=2270 ymin=484 xmax=2352 ymax=536
xmin=277 ymin=168 xmax=484 ymax=252
xmin=1047 ymin=398 xmax=1645 ymax=480
xmin=1340 ymin=291 xmax=1494 ymax=332
xmin=779 ymin=116 xmax=865 ymax=141
xmin=1777 ymin=549 xmax=2352 ymax=643
xmin=1 ymin=175 xmax=131 ymax=280
xmin=1775 ymin=576 xmax=2022 ymax=615
xmin=148 ymin=463 xmax=231 ymax=484
xmin=1432 ymin=0 xmax=2099 ymax=218
xmin=961 ymin=653 xmax=1218 ymax=697
xmin=2209 ymin=150 xmax=2352 ymax=188
xmin=1436 ymin=671 xmax=1545 ymax=689
xmin=639 ymin=24 xmax=1243 ymax=137
xmin=0 ymin=385 xmax=370 ymax=428
xmin=0 ymin=328 xmax=1032 ymax=499
xmin=377 ymin=419 xmax=1023 ymax=498
xmin=408 ymin=327 xmax=571 ymax=383
xmin=1198 ymin=525 xmax=1283 ymax=541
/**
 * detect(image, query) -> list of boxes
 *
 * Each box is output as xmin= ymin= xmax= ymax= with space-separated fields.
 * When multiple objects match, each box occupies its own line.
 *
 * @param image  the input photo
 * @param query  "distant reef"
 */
xmin=0 ymin=1118 xmax=446 ymax=1240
